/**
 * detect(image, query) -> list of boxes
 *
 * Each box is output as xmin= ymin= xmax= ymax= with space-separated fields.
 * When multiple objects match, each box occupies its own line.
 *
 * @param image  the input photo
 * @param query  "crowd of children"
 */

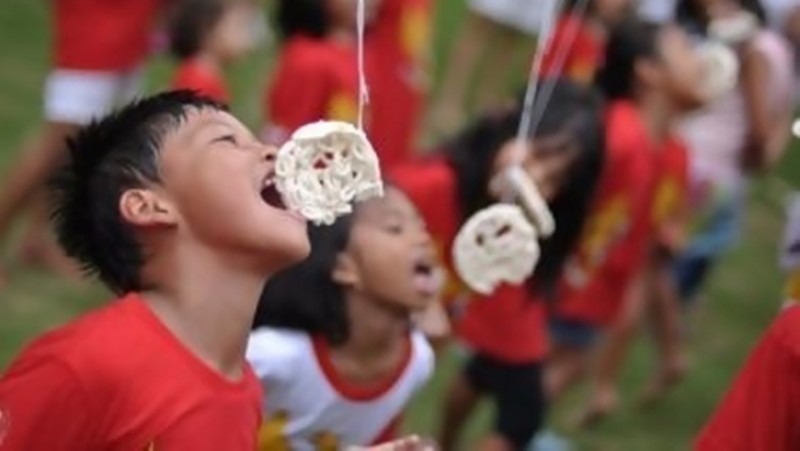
xmin=0 ymin=0 xmax=798 ymax=450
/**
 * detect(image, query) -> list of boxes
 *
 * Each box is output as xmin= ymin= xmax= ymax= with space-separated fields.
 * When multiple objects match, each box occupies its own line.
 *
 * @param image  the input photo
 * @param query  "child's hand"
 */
xmin=350 ymin=435 xmax=438 ymax=450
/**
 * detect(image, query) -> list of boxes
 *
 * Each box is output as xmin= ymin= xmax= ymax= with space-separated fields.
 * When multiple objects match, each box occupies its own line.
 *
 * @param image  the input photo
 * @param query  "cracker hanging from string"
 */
xmin=274 ymin=0 xmax=382 ymax=225
xmin=453 ymin=204 xmax=541 ymax=295
xmin=452 ymin=0 xmax=561 ymax=294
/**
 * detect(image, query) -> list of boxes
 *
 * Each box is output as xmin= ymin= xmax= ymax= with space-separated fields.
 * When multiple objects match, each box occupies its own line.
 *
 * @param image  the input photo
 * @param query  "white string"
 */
xmin=356 ymin=0 xmax=369 ymax=130
xmin=515 ymin=0 xmax=562 ymax=145
xmin=528 ymin=0 xmax=591 ymax=137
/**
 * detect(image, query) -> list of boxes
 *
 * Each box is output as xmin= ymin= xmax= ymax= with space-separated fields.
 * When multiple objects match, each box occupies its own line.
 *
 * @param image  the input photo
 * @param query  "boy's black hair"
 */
xmin=275 ymin=0 xmax=329 ymax=41
xmin=168 ymin=0 xmax=226 ymax=60
xmin=676 ymin=0 xmax=767 ymax=34
xmin=443 ymin=79 xmax=605 ymax=297
xmin=594 ymin=18 xmax=662 ymax=100
xmin=253 ymin=196 xmax=367 ymax=344
xmin=49 ymin=90 xmax=227 ymax=294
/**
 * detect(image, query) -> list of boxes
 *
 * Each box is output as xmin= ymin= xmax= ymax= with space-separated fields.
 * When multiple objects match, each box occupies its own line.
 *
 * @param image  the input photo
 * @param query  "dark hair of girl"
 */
xmin=253 ymin=186 xmax=397 ymax=344
xmin=594 ymin=18 xmax=662 ymax=100
xmin=275 ymin=0 xmax=329 ymax=41
xmin=168 ymin=0 xmax=226 ymax=60
xmin=443 ymin=79 xmax=605 ymax=297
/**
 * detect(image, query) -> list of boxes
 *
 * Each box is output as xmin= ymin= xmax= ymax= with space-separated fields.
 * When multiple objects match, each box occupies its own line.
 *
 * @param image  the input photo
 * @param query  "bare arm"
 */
xmin=739 ymin=45 xmax=772 ymax=172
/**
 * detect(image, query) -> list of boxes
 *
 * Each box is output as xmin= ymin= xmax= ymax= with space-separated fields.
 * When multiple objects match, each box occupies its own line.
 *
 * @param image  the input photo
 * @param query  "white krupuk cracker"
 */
xmin=275 ymin=121 xmax=383 ymax=225
xmin=453 ymin=204 xmax=541 ymax=295
xmin=696 ymin=41 xmax=739 ymax=101
xmin=709 ymin=12 xmax=758 ymax=45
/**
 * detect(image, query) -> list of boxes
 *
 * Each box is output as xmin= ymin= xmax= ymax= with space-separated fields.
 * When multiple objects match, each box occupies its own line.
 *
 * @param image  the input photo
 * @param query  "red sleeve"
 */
xmin=265 ymin=46 xmax=331 ymax=140
xmin=0 ymin=357 xmax=94 ymax=449
xmin=696 ymin=313 xmax=800 ymax=451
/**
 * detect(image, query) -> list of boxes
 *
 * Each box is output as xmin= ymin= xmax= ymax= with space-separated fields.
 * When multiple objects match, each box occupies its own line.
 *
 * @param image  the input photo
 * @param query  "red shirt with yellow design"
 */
xmin=651 ymin=137 xmax=689 ymax=251
xmin=391 ymin=157 xmax=549 ymax=363
xmin=263 ymin=36 xmax=361 ymax=145
xmin=540 ymin=14 xmax=605 ymax=86
xmin=555 ymin=101 xmax=660 ymax=327
xmin=367 ymin=0 xmax=432 ymax=171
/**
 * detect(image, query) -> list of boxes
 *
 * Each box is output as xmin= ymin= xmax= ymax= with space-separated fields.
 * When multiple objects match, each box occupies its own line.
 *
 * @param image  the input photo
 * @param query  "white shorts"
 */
xmin=467 ymin=0 xmax=549 ymax=35
xmin=44 ymin=68 xmax=143 ymax=125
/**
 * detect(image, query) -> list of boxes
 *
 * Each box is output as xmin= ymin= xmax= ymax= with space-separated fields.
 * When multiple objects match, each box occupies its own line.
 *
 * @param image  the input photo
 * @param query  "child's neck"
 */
xmin=331 ymin=294 xmax=409 ymax=379
xmin=140 ymin=241 xmax=267 ymax=381
xmin=193 ymin=51 xmax=223 ymax=71
xmin=327 ymin=27 xmax=357 ymax=45
xmin=636 ymin=89 xmax=676 ymax=144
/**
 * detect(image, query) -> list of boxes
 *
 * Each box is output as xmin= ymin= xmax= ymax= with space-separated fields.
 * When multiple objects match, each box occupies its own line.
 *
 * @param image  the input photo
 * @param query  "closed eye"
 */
xmin=211 ymin=134 xmax=238 ymax=145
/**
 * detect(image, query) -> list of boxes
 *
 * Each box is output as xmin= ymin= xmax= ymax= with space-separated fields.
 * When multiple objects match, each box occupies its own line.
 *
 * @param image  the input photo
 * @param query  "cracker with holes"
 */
xmin=453 ymin=204 xmax=541 ymax=295
xmin=696 ymin=41 xmax=739 ymax=101
xmin=275 ymin=121 xmax=383 ymax=225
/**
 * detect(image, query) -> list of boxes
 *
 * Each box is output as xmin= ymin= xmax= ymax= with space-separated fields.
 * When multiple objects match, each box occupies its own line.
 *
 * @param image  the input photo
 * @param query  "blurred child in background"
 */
xmin=674 ymin=0 xmax=795 ymax=308
xmin=392 ymin=79 xmax=605 ymax=451
xmin=168 ymin=0 xmax=261 ymax=103
xmin=0 ymin=0 xmax=164 ymax=287
xmin=263 ymin=0 xmax=381 ymax=146
xmin=248 ymin=185 xmax=438 ymax=449
xmin=366 ymin=0 xmax=433 ymax=170
xmin=695 ymin=194 xmax=800 ymax=450
xmin=428 ymin=0 xmax=547 ymax=135
xmin=545 ymin=18 xmax=706 ymax=424
xmin=540 ymin=0 xmax=633 ymax=85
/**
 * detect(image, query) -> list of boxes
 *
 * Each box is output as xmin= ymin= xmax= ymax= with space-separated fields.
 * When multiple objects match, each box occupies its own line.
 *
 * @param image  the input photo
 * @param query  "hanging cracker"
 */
xmin=275 ymin=121 xmax=383 ymax=226
xmin=696 ymin=41 xmax=739 ymax=101
xmin=453 ymin=204 xmax=541 ymax=295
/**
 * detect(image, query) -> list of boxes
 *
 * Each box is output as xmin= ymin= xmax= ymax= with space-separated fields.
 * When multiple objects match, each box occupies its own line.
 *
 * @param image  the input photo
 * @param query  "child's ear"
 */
xmin=119 ymin=188 xmax=179 ymax=227
xmin=331 ymin=252 xmax=360 ymax=287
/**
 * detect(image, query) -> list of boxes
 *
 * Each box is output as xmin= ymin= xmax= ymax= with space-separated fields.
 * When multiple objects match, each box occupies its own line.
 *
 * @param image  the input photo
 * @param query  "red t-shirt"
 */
xmin=264 ymin=36 xmax=361 ymax=145
xmin=555 ymin=101 xmax=659 ymax=327
xmin=651 ymin=137 xmax=689 ymax=248
xmin=366 ymin=0 xmax=432 ymax=171
xmin=391 ymin=158 xmax=548 ymax=363
xmin=0 ymin=294 xmax=262 ymax=450
xmin=171 ymin=59 xmax=230 ymax=104
xmin=696 ymin=304 xmax=800 ymax=450
xmin=54 ymin=0 xmax=162 ymax=71
xmin=540 ymin=14 xmax=604 ymax=85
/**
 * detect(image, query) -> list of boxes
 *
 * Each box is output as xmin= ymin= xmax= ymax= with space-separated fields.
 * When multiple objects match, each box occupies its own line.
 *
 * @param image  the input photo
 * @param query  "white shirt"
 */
xmin=246 ymin=327 xmax=434 ymax=450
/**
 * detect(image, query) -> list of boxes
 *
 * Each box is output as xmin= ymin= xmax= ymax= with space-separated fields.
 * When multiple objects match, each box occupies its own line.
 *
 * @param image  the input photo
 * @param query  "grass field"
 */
xmin=0 ymin=1 xmax=798 ymax=450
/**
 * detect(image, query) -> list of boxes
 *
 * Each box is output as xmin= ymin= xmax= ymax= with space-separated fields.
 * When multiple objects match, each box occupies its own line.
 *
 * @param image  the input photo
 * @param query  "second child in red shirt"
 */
xmin=544 ymin=18 xmax=707 ymax=423
xmin=263 ymin=0 xmax=382 ymax=146
xmin=392 ymin=80 xmax=605 ymax=451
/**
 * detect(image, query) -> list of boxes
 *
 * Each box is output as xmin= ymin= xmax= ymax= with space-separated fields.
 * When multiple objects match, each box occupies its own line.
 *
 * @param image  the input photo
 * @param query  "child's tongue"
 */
xmin=413 ymin=269 xmax=444 ymax=296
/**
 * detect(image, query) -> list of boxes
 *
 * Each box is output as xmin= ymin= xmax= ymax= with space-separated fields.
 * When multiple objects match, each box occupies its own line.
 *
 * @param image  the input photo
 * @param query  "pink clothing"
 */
xmin=680 ymin=30 xmax=794 ymax=194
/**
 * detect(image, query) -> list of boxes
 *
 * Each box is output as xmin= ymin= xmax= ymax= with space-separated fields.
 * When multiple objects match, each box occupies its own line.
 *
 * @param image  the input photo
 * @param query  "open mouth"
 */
xmin=413 ymin=261 xmax=433 ymax=277
xmin=260 ymin=173 xmax=285 ymax=210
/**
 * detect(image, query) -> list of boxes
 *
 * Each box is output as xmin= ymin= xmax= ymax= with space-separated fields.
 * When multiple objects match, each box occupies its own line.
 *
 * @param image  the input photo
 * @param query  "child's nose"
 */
xmin=259 ymin=143 xmax=277 ymax=162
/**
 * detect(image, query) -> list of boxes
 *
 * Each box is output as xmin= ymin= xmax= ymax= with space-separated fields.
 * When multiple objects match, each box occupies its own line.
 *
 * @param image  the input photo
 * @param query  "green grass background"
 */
xmin=0 ymin=1 xmax=797 ymax=450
